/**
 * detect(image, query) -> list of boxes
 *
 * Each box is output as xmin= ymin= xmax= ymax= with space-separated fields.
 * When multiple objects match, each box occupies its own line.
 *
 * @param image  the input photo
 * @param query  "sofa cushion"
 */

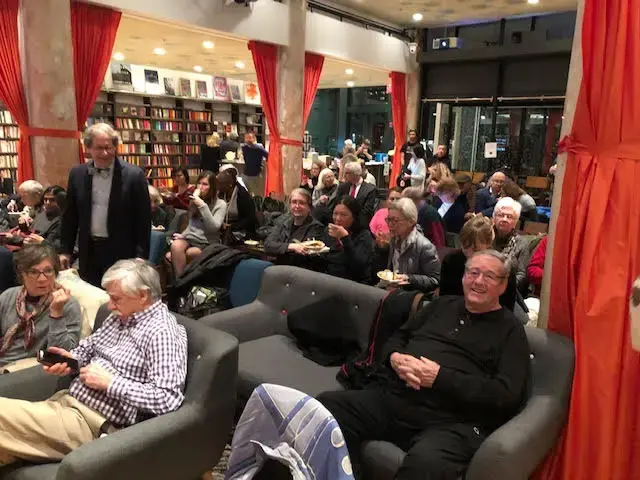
xmin=0 ymin=462 xmax=59 ymax=480
xmin=360 ymin=441 xmax=405 ymax=480
xmin=238 ymin=335 xmax=343 ymax=399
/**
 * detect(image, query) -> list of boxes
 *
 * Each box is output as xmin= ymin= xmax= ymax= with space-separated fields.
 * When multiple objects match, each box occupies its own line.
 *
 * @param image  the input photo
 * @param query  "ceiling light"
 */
xmin=235 ymin=61 xmax=245 ymax=69
xmin=153 ymin=47 xmax=166 ymax=56
xmin=345 ymin=68 xmax=354 ymax=75
xmin=480 ymin=115 xmax=486 ymax=120
xmin=193 ymin=65 xmax=203 ymax=73
xmin=527 ymin=0 xmax=539 ymax=3
xmin=412 ymin=13 xmax=424 ymax=22
xmin=112 ymin=52 xmax=125 ymax=61
xmin=202 ymin=40 xmax=215 ymax=49
xmin=347 ymin=81 xmax=355 ymax=87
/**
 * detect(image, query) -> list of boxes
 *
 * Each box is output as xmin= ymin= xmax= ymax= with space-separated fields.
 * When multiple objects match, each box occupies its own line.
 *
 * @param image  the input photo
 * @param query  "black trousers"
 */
xmin=82 ymin=238 xmax=118 ymax=287
xmin=317 ymin=389 xmax=486 ymax=480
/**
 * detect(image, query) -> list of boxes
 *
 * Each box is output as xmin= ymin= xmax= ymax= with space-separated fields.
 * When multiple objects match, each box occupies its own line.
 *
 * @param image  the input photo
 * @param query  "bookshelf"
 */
xmin=0 ymin=105 xmax=18 ymax=193
xmin=87 ymin=92 xmax=265 ymax=188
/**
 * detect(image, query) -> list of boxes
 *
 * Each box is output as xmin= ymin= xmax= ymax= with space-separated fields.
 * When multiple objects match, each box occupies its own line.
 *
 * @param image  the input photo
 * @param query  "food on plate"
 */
xmin=301 ymin=240 xmax=325 ymax=252
xmin=377 ymin=270 xmax=398 ymax=282
xmin=244 ymin=240 xmax=259 ymax=246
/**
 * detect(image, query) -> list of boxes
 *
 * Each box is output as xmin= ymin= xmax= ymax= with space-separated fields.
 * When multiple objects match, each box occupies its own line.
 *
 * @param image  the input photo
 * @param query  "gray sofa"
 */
xmin=0 ymin=310 xmax=238 ymax=480
xmin=201 ymin=265 xmax=575 ymax=480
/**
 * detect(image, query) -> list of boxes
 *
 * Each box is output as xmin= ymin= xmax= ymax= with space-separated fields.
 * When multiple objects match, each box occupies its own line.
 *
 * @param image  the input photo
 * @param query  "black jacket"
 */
xmin=335 ymin=181 xmax=377 ymax=225
xmin=227 ymin=183 xmax=258 ymax=234
xmin=220 ymin=139 xmax=239 ymax=160
xmin=323 ymin=228 xmax=374 ymax=284
xmin=475 ymin=187 xmax=498 ymax=216
xmin=263 ymin=214 xmax=324 ymax=256
xmin=61 ymin=158 xmax=151 ymax=277
xmin=441 ymin=195 xmax=468 ymax=234
xmin=200 ymin=145 xmax=221 ymax=173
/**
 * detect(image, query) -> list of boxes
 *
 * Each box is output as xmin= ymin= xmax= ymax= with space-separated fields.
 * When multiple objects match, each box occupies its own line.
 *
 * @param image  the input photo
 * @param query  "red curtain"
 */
xmin=389 ymin=72 xmax=406 ymax=188
xmin=0 ymin=0 xmax=33 ymax=183
xmin=248 ymin=40 xmax=283 ymax=196
xmin=302 ymin=52 xmax=324 ymax=128
xmin=71 ymin=1 xmax=121 ymax=163
xmin=538 ymin=0 xmax=640 ymax=477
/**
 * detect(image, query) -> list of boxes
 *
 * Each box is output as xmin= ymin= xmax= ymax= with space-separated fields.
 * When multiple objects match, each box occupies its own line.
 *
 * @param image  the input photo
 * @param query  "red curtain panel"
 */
xmin=71 ymin=1 xmax=121 ymax=163
xmin=538 ymin=0 xmax=640 ymax=477
xmin=0 ymin=0 xmax=33 ymax=183
xmin=389 ymin=72 xmax=406 ymax=188
xmin=302 ymin=52 xmax=324 ymax=128
xmin=248 ymin=40 xmax=282 ymax=196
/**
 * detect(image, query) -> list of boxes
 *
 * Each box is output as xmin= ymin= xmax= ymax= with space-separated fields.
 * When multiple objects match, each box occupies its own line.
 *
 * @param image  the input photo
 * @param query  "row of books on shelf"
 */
xmin=185 ymin=134 xmax=208 ymax=144
xmin=153 ymin=145 xmax=182 ymax=154
xmin=0 ymin=111 xmax=14 ymax=124
xmin=0 ymin=141 xmax=17 ymax=153
xmin=150 ymin=108 xmax=178 ymax=120
xmin=153 ymin=121 xmax=182 ymax=131
xmin=0 ymin=169 xmax=17 ymax=183
xmin=116 ymin=118 xmax=151 ymax=130
xmin=185 ymin=123 xmax=212 ymax=133
xmin=120 ymin=131 xmax=151 ymax=142
xmin=0 ymin=157 xmax=17 ymax=168
xmin=118 ymin=144 xmax=149 ymax=154
xmin=0 ymin=126 xmax=19 ymax=139
xmin=186 ymin=111 xmax=212 ymax=122
xmin=117 ymin=105 xmax=146 ymax=117
xmin=146 ymin=168 xmax=173 ymax=178
xmin=185 ymin=145 xmax=200 ymax=154
xmin=124 ymin=156 xmax=172 ymax=167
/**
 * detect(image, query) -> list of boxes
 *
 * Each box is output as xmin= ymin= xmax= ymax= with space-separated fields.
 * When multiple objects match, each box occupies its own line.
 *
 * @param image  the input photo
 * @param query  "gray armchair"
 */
xmin=0 ymin=313 xmax=238 ymax=480
xmin=201 ymin=265 xmax=575 ymax=480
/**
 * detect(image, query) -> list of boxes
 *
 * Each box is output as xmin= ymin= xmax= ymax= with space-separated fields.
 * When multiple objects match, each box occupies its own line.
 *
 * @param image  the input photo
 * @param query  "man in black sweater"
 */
xmin=318 ymin=250 xmax=530 ymax=480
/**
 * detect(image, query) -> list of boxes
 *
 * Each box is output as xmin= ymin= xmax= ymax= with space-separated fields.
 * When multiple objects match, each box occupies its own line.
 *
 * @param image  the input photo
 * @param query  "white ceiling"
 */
xmin=324 ymin=0 xmax=577 ymax=26
xmin=113 ymin=14 xmax=390 ymax=89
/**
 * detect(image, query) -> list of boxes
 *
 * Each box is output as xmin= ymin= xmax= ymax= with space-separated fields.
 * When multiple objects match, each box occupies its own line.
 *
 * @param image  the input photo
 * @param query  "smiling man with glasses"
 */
xmin=0 ymin=244 xmax=80 ymax=371
xmin=317 ymin=249 xmax=529 ymax=479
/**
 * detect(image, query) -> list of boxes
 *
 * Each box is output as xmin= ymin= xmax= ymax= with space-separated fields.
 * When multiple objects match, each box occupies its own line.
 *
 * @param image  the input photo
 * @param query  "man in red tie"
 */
xmin=336 ymin=157 xmax=377 ymax=225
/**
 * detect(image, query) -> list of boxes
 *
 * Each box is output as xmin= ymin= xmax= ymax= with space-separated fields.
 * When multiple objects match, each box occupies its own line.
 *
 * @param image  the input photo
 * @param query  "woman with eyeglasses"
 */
xmin=0 ymin=244 xmax=80 ymax=370
xmin=439 ymin=216 xmax=517 ymax=310
xmin=385 ymin=198 xmax=440 ymax=293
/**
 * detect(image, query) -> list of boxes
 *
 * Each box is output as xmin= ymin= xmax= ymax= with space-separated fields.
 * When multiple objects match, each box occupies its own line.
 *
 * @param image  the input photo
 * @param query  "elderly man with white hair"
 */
xmin=0 ymin=259 xmax=187 ymax=466
xmin=385 ymin=198 xmax=441 ymax=292
xmin=336 ymin=156 xmax=377 ymax=224
xmin=475 ymin=171 xmax=507 ymax=216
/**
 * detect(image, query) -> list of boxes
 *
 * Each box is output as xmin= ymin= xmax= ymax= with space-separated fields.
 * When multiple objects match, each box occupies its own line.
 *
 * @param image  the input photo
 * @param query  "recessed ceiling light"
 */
xmin=347 ymin=81 xmax=355 ymax=87
xmin=193 ymin=65 xmax=203 ymax=73
xmin=112 ymin=52 xmax=125 ymax=61
xmin=345 ymin=68 xmax=354 ymax=75
xmin=480 ymin=115 xmax=486 ymax=120
xmin=235 ymin=61 xmax=245 ymax=69
xmin=527 ymin=0 xmax=539 ymax=3
xmin=153 ymin=47 xmax=166 ymax=55
xmin=202 ymin=40 xmax=215 ymax=49
xmin=412 ymin=13 xmax=424 ymax=22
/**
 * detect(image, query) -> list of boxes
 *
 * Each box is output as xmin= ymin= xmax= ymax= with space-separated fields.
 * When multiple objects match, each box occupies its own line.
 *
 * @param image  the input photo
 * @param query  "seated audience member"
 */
xmin=168 ymin=171 xmax=227 ymax=277
xmin=370 ymin=187 xmax=403 ymax=238
xmin=475 ymin=171 xmax=507 ymax=216
xmin=318 ymin=250 xmax=529 ymax=479
xmin=526 ymin=235 xmax=547 ymax=297
xmin=264 ymin=188 xmax=324 ymax=261
xmin=0 ymin=244 xmax=81 ymax=369
xmin=336 ymin=159 xmax=377 ymax=225
xmin=148 ymin=185 xmax=169 ymax=230
xmin=22 ymin=186 xmax=66 ymax=251
xmin=162 ymin=167 xmax=195 ymax=211
xmin=13 ymin=180 xmax=45 ymax=217
xmin=220 ymin=163 xmax=248 ymax=191
xmin=439 ymin=216 xmax=517 ymax=310
xmin=361 ymin=160 xmax=376 ymax=186
xmin=323 ymin=196 xmax=373 ymax=283
xmin=492 ymin=197 xmax=529 ymax=287
xmin=312 ymin=168 xmax=339 ymax=209
xmin=500 ymin=179 xmax=537 ymax=221
xmin=200 ymin=132 xmax=221 ymax=173
xmin=435 ymin=178 xmax=467 ymax=234
xmin=216 ymin=170 xmax=257 ymax=238
xmin=386 ymin=198 xmax=440 ymax=292
xmin=301 ymin=159 xmax=325 ymax=193
xmin=402 ymin=187 xmax=445 ymax=249
xmin=455 ymin=172 xmax=476 ymax=218
xmin=337 ymin=146 xmax=357 ymax=181
xmin=0 ymin=259 xmax=187 ymax=464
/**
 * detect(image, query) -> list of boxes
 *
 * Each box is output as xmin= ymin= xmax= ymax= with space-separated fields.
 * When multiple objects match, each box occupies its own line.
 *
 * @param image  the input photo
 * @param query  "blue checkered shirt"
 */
xmin=69 ymin=300 xmax=188 ymax=427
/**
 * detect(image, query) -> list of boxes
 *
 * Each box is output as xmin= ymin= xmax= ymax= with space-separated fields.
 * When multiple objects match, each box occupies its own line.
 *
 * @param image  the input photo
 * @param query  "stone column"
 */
xmin=405 ymin=34 xmax=422 ymax=133
xmin=19 ymin=0 xmax=78 ymax=188
xmin=538 ymin=0 xmax=584 ymax=328
xmin=278 ymin=0 xmax=306 ymax=197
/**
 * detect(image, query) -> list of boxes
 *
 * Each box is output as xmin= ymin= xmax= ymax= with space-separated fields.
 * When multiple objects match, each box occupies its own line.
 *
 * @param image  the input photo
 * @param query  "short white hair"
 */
xmin=101 ymin=258 xmax=162 ymax=300
xmin=344 ymin=161 xmax=363 ymax=177
xmin=83 ymin=123 xmax=119 ymax=149
xmin=388 ymin=197 xmax=418 ymax=223
xmin=18 ymin=180 xmax=44 ymax=198
xmin=317 ymin=168 xmax=336 ymax=187
xmin=493 ymin=197 xmax=522 ymax=220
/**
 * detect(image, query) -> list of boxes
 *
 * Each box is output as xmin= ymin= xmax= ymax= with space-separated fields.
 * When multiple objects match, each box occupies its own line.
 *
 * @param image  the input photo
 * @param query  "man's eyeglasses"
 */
xmin=385 ymin=217 xmax=404 ymax=225
xmin=25 ymin=268 xmax=56 ymax=280
xmin=464 ymin=267 xmax=505 ymax=284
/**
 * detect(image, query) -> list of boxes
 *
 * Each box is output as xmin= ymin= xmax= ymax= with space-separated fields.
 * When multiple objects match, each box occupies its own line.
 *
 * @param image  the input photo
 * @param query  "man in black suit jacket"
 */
xmin=335 ymin=158 xmax=377 ymax=225
xmin=475 ymin=171 xmax=507 ymax=217
xmin=61 ymin=123 xmax=151 ymax=287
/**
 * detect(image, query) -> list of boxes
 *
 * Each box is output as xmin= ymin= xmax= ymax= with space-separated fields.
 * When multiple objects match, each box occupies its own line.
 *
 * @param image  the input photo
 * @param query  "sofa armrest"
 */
xmin=58 ymin=405 xmax=212 ymax=480
xmin=466 ymin=395 xmax=568 ymax=480
xmin=0 ymin=366 xmax=67 ymax=401
xmin=200 ymin=301 xmax=284 ymax=343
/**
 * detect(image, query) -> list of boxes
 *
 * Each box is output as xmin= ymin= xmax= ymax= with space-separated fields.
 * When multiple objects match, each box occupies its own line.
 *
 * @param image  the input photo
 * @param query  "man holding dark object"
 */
xmin=400 ymin=129 xmax=426 ymax=162
xmin=61 ymin=123 xmax=151 ymax=287
xmin=430 ymin=144 xmax=451 ymax=169
xmin=318 ymin=250 xmax=530 ymax=479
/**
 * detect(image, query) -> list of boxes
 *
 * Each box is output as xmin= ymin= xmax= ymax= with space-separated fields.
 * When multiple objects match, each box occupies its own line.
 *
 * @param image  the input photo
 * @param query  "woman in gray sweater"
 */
xmin=0 ymin=244 xmax=81 ymax=370
xmin=169 ymin=171 xmax=227 ymax=276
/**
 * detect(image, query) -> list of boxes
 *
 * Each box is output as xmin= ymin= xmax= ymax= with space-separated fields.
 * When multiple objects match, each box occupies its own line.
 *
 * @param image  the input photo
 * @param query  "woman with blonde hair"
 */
xmin=426 ymin=161 xmax=453 ymax=186
xmin=200 ymin=131 xmax=221 ymax=173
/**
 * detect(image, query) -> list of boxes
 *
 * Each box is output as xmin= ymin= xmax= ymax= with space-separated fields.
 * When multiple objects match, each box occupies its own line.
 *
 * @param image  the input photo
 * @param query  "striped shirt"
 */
xmin=69 ymin=300 xmax=188 ymax=427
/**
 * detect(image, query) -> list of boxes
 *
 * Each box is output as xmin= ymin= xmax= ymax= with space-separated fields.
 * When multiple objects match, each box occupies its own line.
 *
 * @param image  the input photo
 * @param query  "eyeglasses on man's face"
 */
xmin=464 ymin=267 xmax=505 ymax=284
